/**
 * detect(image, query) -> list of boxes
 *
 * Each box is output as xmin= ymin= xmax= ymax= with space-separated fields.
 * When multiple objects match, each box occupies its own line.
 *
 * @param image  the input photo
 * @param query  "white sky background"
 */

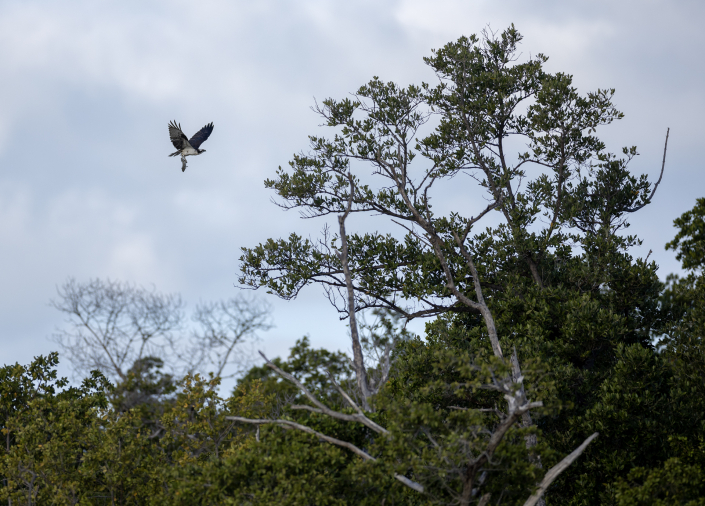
xmin=0 ymin=0 xmax=702 ymax=390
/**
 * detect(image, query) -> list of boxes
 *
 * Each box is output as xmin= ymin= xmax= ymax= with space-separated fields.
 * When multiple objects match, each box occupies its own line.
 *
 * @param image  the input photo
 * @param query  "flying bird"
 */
xmin=168 ymin=121 xmax=214 ymax=172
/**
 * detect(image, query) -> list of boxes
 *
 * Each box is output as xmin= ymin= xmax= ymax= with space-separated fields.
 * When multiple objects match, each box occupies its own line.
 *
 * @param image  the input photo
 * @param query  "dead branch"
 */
xmin=226 ymin=416 xmax=424 ymax=493
xmin=624 ymin=128 xmax=669 ymax=213
xmin=325 ymin=370 xmax=366 ymax=415
xmin=258 ymin=351 xmax=388 ymax=434
xmin=522 ymin=433 xmax=598 ymax=506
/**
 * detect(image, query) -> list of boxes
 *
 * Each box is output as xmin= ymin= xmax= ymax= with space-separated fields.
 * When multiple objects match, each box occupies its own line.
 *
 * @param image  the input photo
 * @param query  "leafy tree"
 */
xmin=666 ymin=198 xmax=705 ymax=272
xmin=233 ymin=24 xmax=677 ymax=504
xmin=111 ymin=356 xmax=176 ymax=412
xmin=0 ymin=354 xmax=273 ymax=505
xmin=615 ymin=457 xmax=705 ymax=506
xmin=608 ymin=198 xmax=705 ymax=505
xmin=0 ymin=354 xmax=111 ymax=505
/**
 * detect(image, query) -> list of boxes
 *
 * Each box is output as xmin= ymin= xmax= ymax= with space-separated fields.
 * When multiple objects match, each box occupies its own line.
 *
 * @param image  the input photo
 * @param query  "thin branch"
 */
xmin=290 ymin=404 xmax=325 ymax=414
xmin=460 ymin=401 xmax=543 ymax=505
xmin=459 ymin=196 xmax=505 ymax=244
xmin=258 ymin=351 xmax=388 ymax=434
xmin=483 ymin=402 xmax=543 ymax=457
xmin=227 ymin=416 xmax=375 ymax=460
xmin=373 ymin=341 xmax=394 ymax=394
xmin=522 ymin=433 xmax=599 ymax=506
xmin=326 ymin=370 xmax=365 ymax=415
xmin=226 ymin=416 xmax=424 ymax=493
xmin=449 ymin=406 xmax=502 ymax=415
xmin=623 ymin=128 xmax=669 ymax=213
xmin=451 ymin=230 xmax=503 ymax=359
xmin=391 ymin=219 xmax=433 ymax=249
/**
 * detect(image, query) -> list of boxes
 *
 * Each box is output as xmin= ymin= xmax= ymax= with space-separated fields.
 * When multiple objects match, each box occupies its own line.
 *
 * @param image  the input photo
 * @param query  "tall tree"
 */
xmin=237 ymin=25 xmax=669 ymax=504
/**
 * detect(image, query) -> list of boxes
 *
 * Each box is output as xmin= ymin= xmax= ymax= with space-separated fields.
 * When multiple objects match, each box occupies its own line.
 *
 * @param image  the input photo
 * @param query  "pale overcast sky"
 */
xmin=1 ymin=0 xmax=702 ymax=385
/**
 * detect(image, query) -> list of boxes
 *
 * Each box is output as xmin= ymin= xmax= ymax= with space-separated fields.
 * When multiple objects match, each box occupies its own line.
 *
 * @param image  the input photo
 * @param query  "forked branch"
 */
xmin=258 ymin=351 xmax=387 ymax=434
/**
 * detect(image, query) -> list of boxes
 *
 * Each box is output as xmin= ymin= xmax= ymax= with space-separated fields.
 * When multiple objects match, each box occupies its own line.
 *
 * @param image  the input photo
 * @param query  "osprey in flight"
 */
xmin=168 ymin=121 xmax=214 ymax=172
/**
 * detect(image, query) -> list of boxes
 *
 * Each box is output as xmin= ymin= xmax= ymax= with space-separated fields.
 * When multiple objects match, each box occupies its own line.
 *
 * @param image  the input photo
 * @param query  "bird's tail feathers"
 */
xmin=169 ymin=150 xmax=181 ymax=157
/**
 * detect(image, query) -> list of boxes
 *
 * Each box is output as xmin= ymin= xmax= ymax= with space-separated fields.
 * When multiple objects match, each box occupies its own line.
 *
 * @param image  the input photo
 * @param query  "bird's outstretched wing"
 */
xmin=189 ymin=123 xmax=214 ymax=149
xmin=169 ymin=121 xmax=190 ymax=150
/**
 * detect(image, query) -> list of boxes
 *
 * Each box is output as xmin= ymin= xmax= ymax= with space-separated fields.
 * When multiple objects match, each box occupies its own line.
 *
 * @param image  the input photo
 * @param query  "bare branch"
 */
xmin=522 ymin=433 xmax=598 ymax=506
xmin=258 ymin=351 xmax=388 ymax=434
xmin=459 ymin=196 xmax=504 ymax=244
xmin=226 ymin=416 xmax=424 ymax=493
xmin=623 ymin=128 xmax=669 ymax=213
xmin=478 ymin=493 xmax=491 ymax=506
xmin=460 ymin=400 xmax=543 ymax=505
xmin=451 ymin=230 xmax=503 ymax=359
xmin=326 ymin=370 xmax=365 ymax=415
xmin=396 ymin=475 xmax=424 ymax=494
xmin=391 ymin=219 xmax=433 ymax=249
xmin=484 ymin=402 xmax=543 ymax=457
xmin=227 ymin=416 xmax=375 ymax=460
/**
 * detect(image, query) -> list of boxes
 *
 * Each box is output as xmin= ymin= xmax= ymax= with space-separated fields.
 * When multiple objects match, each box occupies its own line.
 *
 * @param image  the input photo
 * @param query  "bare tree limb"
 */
xmin=451 ymin=230 xmax=503 ymax=359
xmin=258 ymin=351 xmax=388 ymax=434
xmin=482 ymin=402 xmax=543 ymax=457
xmin=326 ymin=370 xmax=366 ymax=415
xmin=225 ymin=416 xmax=424 ymax=493
xmin=391 ymin=219 xmax=433 ymax=249
xmin=510 ymin=347 xmax=535 ymax=446
xmin=623 ymin=128 xmax=669 ymax=213
xmin=459 ymin=196 xmax=504 ymax=244
xmin=227 ymin=416 xmax=375 ymax=460
xmin=522 ymin=433 xmax=599 ymax=506
xmin=460 ymin=401 xmax=543 ymax=505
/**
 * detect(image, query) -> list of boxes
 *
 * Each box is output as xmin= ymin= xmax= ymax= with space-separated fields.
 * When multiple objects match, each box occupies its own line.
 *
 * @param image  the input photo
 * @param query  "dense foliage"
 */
xmin=2 ymin=26 xmax=704 ymax=505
